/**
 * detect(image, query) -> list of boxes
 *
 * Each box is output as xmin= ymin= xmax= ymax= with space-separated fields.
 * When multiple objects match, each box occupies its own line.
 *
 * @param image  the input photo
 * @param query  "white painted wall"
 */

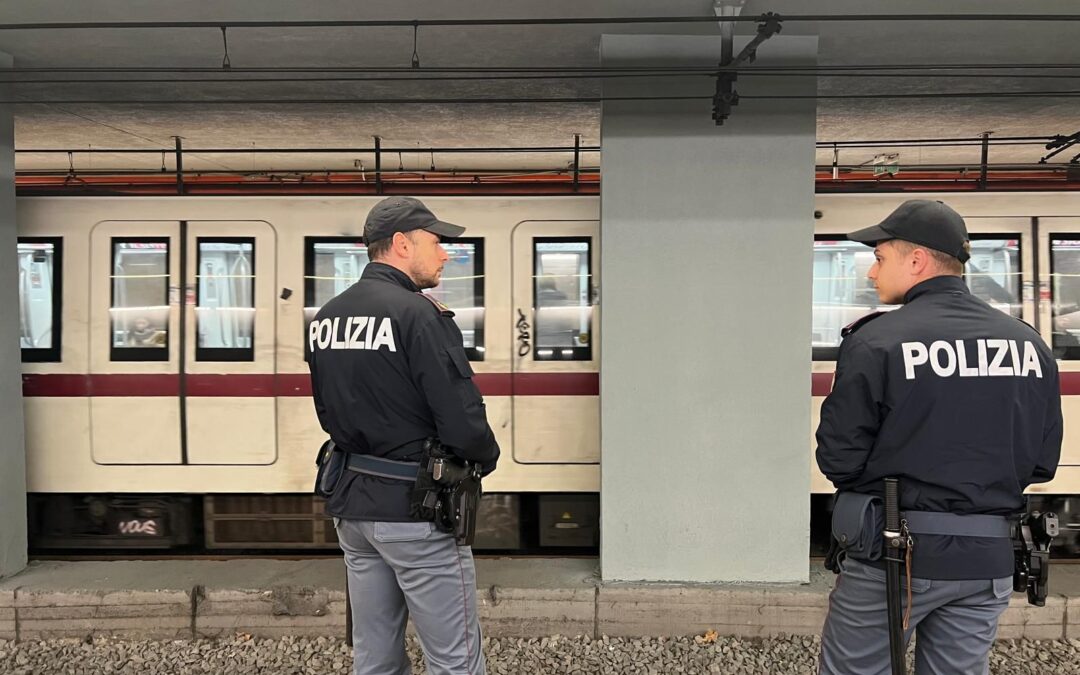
xmin=0 ymin=50 xmax=27 ymax=579
xmin=600 ymin=35 xmax=817 ymax=583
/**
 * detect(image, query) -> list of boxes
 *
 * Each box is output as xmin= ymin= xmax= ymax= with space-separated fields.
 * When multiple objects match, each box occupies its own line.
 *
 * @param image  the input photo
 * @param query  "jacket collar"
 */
xmin=903 ymin=275 xmax=969 ymax=304
xmin=362 ymin=262 xmax=420 ymax=292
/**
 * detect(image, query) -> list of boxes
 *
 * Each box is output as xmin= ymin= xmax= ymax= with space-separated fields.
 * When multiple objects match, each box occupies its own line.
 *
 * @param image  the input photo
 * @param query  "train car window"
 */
xmin=425 ymin=237 xmax=485 ymax=360
xmin=303 ymin=236 xmax=486 ymax=360
xmin=533 ymin=237 xmax=592 ymax=361
xmin=303 ymin=238 xmax=369 ymax=360
xmin=812 ymin=235 xmax=1022 ymax=361
xmin=110 ymin=238 xmax=169 ymax=362
xmin=812 ymin=238 xmax=887 ymax=361
xmin=195 ymin=238 xmax=255 ymax=362
xmin=1051 ymin=238 xmax=1080 ymax=359
xmin=18 ymin=237 xmax=63 ymax=362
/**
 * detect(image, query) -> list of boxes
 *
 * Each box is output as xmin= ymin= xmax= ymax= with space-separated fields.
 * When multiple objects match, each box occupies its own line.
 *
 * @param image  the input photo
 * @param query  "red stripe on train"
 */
xmin=811 ymin=372 xmax=834 ymax=397
xmin=21 ymin=372 xmax=601 ymax=397
xmin=24 ymin=370 xmax=1076 ymax=398
xmin=811 ymin=370 xmax=1080 ymax=396
xmin=21 ymin=374 xmax=181 ymax=397
xmin=1060 ymin=371 xmax=1080 ymax=395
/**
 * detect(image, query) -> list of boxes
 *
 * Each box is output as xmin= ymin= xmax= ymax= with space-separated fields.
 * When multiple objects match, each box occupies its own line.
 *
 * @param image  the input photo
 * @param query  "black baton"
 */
xmin=883 ymin=477 xmax=906 ymax=675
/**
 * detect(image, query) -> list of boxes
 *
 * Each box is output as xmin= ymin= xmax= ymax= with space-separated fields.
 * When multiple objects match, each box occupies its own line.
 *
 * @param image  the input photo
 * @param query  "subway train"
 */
xmin=15 ymin=192 xmax=1080 ymax=551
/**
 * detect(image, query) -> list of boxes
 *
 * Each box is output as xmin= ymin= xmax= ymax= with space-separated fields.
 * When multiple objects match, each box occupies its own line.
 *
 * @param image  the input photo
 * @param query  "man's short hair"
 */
xmin=892 ymin=239 xmax=965 ymax=275
xmin=366 ymin=235 xmax=394 ymax=261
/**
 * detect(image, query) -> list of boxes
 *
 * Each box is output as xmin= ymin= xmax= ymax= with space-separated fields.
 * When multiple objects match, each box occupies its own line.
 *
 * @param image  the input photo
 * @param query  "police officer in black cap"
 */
xmin=816 ymin=200 xmax=1062 ymax=675
xmin=308 ymin=196 xmax=500 ymax=675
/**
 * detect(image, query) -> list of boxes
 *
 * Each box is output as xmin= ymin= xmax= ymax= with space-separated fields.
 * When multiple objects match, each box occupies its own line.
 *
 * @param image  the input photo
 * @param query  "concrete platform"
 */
xmin=1 ymin=558 xmax=1079 ymax=641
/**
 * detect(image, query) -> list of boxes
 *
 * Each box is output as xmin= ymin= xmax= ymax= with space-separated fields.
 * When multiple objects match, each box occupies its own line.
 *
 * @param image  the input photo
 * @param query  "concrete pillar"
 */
xmin=599 ymin=35 xmax=817 ymax=583
xmin=0 ymin=49 xmax=27 ymax=579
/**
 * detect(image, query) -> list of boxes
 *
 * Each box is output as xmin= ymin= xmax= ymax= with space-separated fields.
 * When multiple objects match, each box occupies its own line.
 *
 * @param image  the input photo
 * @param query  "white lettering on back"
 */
xmin=1021 ymin=341 xmax=1044 ymax=378
xmin=929 ymin=340 xmax=956 ymax=377
xmin=902 ymin=342 xmax=929 ymax=380
xmin=349 ymin=317 xmax=368 ymax=349
xmin=956 ymin=340 xmax=979 ymax=377
xmin=330 ymin=317 xmax=346 ymax=349
xmin=317 ymin=319 xmax=332 ymax=349
xmin=371 ymin=318 xmax=397 ymax=352
xmin=987 ymin=339 xmax=1011 ymax=376
xmin=900 ymin=339 xmax=1044 ymax=380
xmin=1009 ymin=340 xmax=1022 ymax=376
xmin=309 ymin=316 xmax=397 ymax=352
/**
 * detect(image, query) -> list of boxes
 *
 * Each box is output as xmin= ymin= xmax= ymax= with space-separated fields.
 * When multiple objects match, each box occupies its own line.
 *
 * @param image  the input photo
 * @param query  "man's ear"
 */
xmin=909 ymin=247 xmax=930 ymax=274
xmin=391 ymin=231 xmax=410 ymax=256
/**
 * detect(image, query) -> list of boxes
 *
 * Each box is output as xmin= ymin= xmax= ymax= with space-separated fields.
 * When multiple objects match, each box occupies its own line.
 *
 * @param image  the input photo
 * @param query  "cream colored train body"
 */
xmin=14 ymin=192 xmax=1080 ymax=548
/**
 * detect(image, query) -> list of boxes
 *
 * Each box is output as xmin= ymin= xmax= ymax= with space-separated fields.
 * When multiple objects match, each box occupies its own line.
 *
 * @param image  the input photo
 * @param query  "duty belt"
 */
xmin=346 ymin=454 xmax=420 ymax=482
xmin=903 ymin=511 xmax=1011 ymax=538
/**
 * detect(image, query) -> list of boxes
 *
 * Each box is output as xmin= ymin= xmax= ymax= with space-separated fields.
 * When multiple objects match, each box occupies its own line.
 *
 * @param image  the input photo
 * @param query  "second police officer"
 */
xmin=308 ymin=196 xmax=500 ymax=675
xmin=816 ymin=200 xmax=1062 ymax=675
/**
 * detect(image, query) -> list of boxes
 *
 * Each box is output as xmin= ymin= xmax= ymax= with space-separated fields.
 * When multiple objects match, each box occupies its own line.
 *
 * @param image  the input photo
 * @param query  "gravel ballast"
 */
xmin=1 ymin=634 xmax=1078 ymax=674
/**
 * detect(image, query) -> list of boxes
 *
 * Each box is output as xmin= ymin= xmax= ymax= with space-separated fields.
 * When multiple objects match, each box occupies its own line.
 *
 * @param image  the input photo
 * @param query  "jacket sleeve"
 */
xmin=1031 ymin=365 xmax=1062 ymax=485
xmin=815 ymin=336 xmax=885 ymax=489
xmin=409 ymin=319 xmax=501 ymax=472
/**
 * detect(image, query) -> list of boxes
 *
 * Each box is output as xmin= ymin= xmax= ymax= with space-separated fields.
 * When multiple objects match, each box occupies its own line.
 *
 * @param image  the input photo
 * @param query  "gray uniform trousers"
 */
xmin=820 ymin=557 xmax=1013 ymax=675
xmin=336 ymin=518 xmax=486 ymax=675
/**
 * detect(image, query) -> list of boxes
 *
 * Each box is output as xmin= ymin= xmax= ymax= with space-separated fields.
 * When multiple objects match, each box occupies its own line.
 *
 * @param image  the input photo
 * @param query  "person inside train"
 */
xmin=125 ymin=315 xmax=165 ymax=348
xmin=816 ymin=199 xmax=1062 ymax=675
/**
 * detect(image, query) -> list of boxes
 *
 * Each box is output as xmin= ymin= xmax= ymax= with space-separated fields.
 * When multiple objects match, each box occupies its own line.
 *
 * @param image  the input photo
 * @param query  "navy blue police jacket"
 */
xmin=816 ymin=275 xmax=1062 ymax=580
xmin=308 ymin=262 xmax=500 ymax=521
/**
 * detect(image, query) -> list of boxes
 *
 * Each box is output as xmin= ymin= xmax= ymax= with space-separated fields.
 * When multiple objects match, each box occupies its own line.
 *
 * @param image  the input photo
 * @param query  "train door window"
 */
xmin=303 ymin=236 xmax=487 ymax=360
xmin=1051 ymin=237 xmax=1080 ymax=359
xmin=303 ymin=237 xmax=368 ymax=335
xmin=196 ymin=238 xmax=255 ymax=361
xmin=18 ymin=237 xmax=62 ymax=362
xmin=812 ymin=237 xmax=888 ymax=360
xmin=533 ymin=237 xmax=592 ymax=361
xmin=110 ymin=238 xmax=169 ymax=362
xmin=425 ymin=237 xmax=485 ymax=360
xmin=965 ymin=236 xmax=1022 ymax=318
xmin=812 ymin=235 xmax=1022 ymax=360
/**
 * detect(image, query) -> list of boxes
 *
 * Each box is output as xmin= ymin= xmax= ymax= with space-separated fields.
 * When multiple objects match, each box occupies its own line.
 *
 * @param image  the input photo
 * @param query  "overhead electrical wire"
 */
xmin=3 ymin=72 xmax=1079 ymax=85
xmin=0 ymin=15 xmax=1077 ymax=30
xmin=15 ymin=146 xmax=602 ymax=154
xmin=12 ymin=136 xmax=1063 ymax=154
xmin=6 ymin=91 xmax=1079 ymax=105
xmin=12 ymin=163 xmax=1072 ymax=174
xmin=2 ymin=64 xmax=1078 ymax=75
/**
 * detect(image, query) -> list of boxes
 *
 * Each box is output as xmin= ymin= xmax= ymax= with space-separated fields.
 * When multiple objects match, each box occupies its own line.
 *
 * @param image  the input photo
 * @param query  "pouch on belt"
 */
xmin=831 ymin=491 xmax=884 ymax=562
xmin=314 ymin=440 xmax=348 ymax=498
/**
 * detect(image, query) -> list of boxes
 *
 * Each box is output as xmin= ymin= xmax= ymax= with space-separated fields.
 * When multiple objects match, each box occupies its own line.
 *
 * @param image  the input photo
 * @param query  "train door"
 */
xmin=509 ymin=221 xmax=600 ymax=463
xmin=184 ymin=221 xmax=277 ymax=464
xmin=1040 ymin=217 xmax=1080 ymax=466
xmin=89 ymin=221 xmax=183 ymax=464
xmin=89 ymin=220 xmax=277 ymax=465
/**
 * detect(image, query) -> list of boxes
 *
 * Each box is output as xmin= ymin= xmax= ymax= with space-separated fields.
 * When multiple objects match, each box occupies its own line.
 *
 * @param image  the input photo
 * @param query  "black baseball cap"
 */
xmin=848 ymin=199 xmax=971 ymax=263
xmin=362 ymin=196 xmax=466 ymax=245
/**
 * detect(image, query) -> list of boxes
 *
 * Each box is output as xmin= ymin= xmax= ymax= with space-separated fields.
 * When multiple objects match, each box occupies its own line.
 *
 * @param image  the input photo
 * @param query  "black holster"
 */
xmin=409 ymin=439 xmax=482 ymax=546
xmin=1012 ymin=510 xmax=1058 ymax=606
xmin=314 ymin=440 xmax=347 ymax=498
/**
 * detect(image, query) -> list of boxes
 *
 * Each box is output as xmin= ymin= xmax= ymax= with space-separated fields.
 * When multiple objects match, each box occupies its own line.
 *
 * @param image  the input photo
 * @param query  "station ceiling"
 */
xmin=2 ymin=0 xmax=1078 ymax=175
